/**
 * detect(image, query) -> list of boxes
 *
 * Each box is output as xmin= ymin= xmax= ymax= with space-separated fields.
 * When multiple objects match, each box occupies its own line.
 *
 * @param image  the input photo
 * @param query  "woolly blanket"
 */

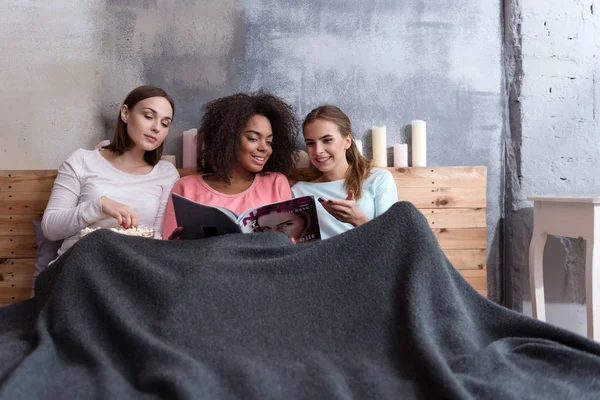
xmin=1 ymin=202 xmax=600 ymax=399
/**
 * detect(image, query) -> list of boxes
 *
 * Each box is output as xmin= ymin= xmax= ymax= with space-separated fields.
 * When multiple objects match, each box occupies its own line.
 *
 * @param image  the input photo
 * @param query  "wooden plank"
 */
xmin=0 ymin=280 xmax=33 ymax=288
xmin=0 ymin=215 xmax=40 ymax=236
xmin=421 ymin=208 xmax=486 ymax=229
xmin=390 ymin=166 xmax=487 ymax=188
xmin=0 ymin=192 xmax=49 ymax=214
xmin=434 ymin=228 xmax=486 ymax=250
xmin=0 ymin=236 xmax=37 ymax=258
xmin=0 ymin=287 xmax=31 ymax=304
xmin=0 ymin=258 xmax=34 ymax=305
xmin=178 ymin=168 xmax=197 ymax=177
xmin=0 ymin=191 xmax=52 ymax=201
xmin=1 ymin=167 xmax=487 ymax=187
xmin=0 ymin=168 xmax=487 ymax=209
xmin=459 ymin=269 xmax=487 ymax=291
xmin=0 ymin=258 xmax=36 ymax=280
xmin=443 ymin=249 xmax=486 ymax=270
xmin=0 ymin=170 xmax=57 ymax=192
xmin=400 ymin=187 xmax=486 ymax=209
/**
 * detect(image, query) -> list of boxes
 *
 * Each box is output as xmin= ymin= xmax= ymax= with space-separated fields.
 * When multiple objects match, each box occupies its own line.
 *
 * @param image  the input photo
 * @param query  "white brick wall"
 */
xmin=514 ymin=0 xmax=600 ymax=331
xmin=521 ymin=0 xmax=599 ymax=183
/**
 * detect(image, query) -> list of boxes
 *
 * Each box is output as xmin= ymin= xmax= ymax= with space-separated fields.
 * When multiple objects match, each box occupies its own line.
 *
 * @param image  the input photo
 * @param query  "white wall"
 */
xmin=506 ymin=0 xmax=600 ymax=335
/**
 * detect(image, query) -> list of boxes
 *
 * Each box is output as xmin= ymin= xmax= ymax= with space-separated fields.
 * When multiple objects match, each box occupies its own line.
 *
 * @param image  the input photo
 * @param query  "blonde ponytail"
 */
xmin=344 ymin=138 xmax=372 ymax=200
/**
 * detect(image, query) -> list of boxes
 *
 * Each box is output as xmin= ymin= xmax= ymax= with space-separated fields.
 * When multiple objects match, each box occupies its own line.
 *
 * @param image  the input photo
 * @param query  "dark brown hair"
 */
xmin=197 ymin=90 xmax=299 ymax=183
xmin=104 ymin=85 xmax=175 ymax=166
xmin=302 ymin=105 xmax=372 ymax=200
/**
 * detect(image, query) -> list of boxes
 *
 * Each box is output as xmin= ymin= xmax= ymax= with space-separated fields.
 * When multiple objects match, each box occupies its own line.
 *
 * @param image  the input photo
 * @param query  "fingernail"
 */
xmin=318 ymin=198 xmax=324 ymax=202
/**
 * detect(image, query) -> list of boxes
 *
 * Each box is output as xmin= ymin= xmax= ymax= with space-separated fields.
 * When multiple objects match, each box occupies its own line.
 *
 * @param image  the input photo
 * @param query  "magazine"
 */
xmin=171 ymin=193 xmax=321 ymax=243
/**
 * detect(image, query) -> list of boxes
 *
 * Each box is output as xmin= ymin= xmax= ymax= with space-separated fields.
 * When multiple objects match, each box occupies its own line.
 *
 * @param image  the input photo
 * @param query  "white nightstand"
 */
xmin=528 ymin=196 xmax=600 ymax=341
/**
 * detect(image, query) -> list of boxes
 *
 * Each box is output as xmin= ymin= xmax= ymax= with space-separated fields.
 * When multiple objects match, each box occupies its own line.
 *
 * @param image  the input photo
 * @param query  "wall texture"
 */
xmin=505 ymin=0 xmax=599 ymax=335
xmin=0 ymin=0 xmax=504 ymax=300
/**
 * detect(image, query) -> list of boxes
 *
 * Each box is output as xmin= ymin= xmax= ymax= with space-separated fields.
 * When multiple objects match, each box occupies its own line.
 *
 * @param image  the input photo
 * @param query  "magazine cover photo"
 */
xmin=241 ymin=196 xmax=321 ymax=243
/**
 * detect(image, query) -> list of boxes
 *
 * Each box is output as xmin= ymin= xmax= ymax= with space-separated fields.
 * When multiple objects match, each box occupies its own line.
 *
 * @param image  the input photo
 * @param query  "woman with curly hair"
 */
xmin=162 ymin=91 xmax=299 ymax=239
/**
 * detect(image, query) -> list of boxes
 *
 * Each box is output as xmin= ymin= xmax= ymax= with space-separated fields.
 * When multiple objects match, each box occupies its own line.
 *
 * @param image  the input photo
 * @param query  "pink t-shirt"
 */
xmin=162 ymin=172 xmax=292 ymax=238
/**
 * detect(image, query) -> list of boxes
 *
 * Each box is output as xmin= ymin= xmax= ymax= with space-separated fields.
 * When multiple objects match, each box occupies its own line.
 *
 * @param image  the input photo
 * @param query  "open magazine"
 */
xmin=171 ymin=193 xmax=321 ymax=243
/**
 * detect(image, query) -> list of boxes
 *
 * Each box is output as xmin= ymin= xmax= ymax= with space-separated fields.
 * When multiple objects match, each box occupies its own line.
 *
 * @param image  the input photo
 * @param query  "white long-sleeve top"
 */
xmin=42 ymin=148 xmax=180 ymax=258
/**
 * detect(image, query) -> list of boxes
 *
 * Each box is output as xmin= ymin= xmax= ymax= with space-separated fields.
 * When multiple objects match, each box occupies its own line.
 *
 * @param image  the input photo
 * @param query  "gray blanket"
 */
xmin=2 ymin=202 xmax=600 ymax=399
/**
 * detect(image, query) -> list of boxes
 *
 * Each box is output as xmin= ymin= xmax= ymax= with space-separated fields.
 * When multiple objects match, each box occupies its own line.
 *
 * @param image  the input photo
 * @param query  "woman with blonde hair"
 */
xmin=292 ymin=105 xmax=398 ymax=239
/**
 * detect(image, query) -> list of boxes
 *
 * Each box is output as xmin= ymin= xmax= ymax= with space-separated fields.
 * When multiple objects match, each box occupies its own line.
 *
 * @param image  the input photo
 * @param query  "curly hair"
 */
xmin=197 ymin=90 xmax=299 ymax=183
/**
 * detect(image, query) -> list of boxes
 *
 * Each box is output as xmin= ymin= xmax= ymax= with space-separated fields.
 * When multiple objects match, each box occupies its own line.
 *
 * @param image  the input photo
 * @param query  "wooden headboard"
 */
xmin=0 ymin=166 xmax=487 ymax=306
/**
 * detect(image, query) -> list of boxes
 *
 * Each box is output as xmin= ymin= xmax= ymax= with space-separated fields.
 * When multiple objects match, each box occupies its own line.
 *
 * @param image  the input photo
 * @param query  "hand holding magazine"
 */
xmin=171 ymin=194 xmax=321 ymax=243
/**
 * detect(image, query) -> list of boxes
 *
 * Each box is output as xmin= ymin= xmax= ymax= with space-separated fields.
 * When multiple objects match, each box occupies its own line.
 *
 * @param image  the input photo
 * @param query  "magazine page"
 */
xmin=237 ymin=196 xmax=321 ymax=243
xmin=171 ymin=193 xmax=242 ymax=239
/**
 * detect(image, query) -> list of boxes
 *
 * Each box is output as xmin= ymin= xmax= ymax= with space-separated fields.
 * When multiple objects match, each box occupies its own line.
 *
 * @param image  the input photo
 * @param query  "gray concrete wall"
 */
xmin=505 ymin=0 xmax=599 ymax=336
xmin=0 ymin=0 xmax=504 ymax=300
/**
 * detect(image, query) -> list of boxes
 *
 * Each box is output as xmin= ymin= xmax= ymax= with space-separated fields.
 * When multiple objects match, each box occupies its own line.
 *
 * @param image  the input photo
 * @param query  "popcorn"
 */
xmin=80 ymin=226 xmax=155 ymax=238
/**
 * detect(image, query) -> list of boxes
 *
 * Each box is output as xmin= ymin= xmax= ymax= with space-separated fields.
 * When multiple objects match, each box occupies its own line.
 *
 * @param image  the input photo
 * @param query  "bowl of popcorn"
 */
xmin=80 ymin=226 xmax=155 ymax=238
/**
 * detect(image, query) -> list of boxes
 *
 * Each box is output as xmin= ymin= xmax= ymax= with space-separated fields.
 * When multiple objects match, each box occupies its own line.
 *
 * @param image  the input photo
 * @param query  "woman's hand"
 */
xmin=318 ymin=190 xmax=370 ymax=227
xmin=100 ymin=196 xmax=139 ymax=229
xmin=168 ymin=227 xmax=184 ymax=240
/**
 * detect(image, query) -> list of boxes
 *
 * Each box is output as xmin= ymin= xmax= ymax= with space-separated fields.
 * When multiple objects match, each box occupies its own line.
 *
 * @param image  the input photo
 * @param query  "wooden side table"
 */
xmin=528 ymin=196 xmax=600 ymax=341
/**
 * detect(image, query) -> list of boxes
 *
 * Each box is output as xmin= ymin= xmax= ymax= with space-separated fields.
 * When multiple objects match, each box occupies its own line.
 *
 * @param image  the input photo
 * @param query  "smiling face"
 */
xmin=257 ymin=211 xmax=306 ymax=240
xmin=235 ymin=114 xmax=274 ymax=173
xmin=303 ymin=119 xmax=351 ymax=175
xmin=120 ymin=96 xmax=173 ymax=152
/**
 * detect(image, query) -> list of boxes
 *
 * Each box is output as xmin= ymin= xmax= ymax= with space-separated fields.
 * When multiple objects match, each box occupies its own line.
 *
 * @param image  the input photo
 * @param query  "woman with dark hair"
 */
xmin=292 ymin=105 xmax=398 ymax=239
xmin=42 ymin=85 xmax=180 ymax=258
xmin=163 ymin=90 xmax=299 ymax=239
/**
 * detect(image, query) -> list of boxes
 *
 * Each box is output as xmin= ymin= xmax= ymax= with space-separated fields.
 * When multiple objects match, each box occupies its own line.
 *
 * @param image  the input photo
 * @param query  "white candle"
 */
xmin=371 ymin=125 xmax=387 ymax=167
xmin=393 ymin=144 xmax=408 ymax=167
xmin=94 ymin=139 xmax=111 ymax=150
xmin=161 ymin=155 xmax=176 ymax=167
xmin=411 ymin=120 xmax=427 ymax=167
xmin=354 ymin=139 xmax=363 ymax=156
xmin=182 ymin=129 xmax=198 ymax=168
xmin=294 ymin=150 xmax=311 ymax=168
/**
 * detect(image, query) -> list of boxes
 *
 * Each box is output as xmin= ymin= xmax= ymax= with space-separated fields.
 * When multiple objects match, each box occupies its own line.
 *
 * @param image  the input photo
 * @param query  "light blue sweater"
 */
xmin=291 ymin=168 xmax=398 ymax=240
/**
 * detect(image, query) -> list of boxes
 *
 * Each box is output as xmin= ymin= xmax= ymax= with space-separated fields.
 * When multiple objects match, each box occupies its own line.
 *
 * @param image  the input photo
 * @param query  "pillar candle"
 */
xmin=354 ymin=139 xmax=363 ymax=156
xmin=182 ymin=129 xmax=198 ymax=168
xmin=94 ymin=139 xmax=111 ymax=150
xmin=294 ymin=150 xmax=311 ymax=168
xmin=393 ymin=144 xmax=408 ymax=167
xmin=161 ymin=155 xmax=176 ymax=167
xmin=371 ymin=125 xmax=387 ymax=167
xmin=411 ymin=120 xmax=427 ymax=167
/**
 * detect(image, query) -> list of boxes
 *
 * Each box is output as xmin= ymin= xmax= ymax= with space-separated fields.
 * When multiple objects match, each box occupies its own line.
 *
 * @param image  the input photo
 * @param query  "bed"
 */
xmin=0 ymin=166 xmax=487 ymax=306
xmin=3 ymin=193 xmax=600 ymax=399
